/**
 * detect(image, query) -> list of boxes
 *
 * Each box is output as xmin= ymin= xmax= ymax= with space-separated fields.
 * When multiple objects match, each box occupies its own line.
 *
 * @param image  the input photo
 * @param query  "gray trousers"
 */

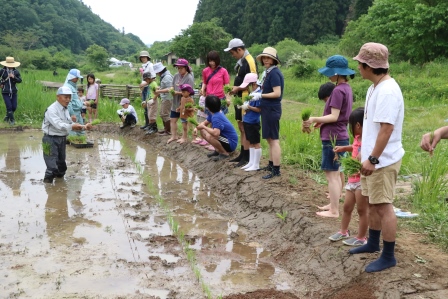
xmin=42 ymin=134 xmax=67 ymax=179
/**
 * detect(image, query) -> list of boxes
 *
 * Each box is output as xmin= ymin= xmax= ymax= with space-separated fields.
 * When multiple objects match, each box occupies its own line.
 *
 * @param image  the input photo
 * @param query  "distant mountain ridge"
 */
xmin=0 ymin=0 xmax=145 ymax=55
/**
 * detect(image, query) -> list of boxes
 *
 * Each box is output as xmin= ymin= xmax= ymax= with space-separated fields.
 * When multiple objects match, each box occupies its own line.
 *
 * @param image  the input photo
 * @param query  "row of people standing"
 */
xmin=134 ymin=39 xmax=285 ymax=180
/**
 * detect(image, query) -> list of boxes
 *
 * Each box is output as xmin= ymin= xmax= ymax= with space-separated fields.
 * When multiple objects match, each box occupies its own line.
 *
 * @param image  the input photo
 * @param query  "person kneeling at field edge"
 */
xmin=196 ymin=95 xmax=238 ymax=161
xmin=117 ymin=98 xmax=138 ymax=129
xmin=42 ymin=86 xmax=92 ymax=183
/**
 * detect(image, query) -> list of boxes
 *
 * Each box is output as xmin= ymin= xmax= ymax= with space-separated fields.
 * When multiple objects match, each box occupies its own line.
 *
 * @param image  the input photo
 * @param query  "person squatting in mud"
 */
xmin=196 ymin=95 xmax=238 ymax=162
xmin=42 ymin=86 xmax=92 ymax=184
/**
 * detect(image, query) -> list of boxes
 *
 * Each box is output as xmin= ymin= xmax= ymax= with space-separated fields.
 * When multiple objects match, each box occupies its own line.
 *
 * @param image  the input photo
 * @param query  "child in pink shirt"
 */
xmin=328 ymin=107 xmax=369 ymax=246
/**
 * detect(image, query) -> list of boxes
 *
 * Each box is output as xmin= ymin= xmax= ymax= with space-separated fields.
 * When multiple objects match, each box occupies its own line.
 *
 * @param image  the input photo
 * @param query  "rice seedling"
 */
xmin=184 ymin=102 xmax=194 ymax=109
xmin=42 ymin=142 xmax=51 ymax=156
xmin=195 ymin=104 xmax=204 ymax=111
xmin=89 ymin=100 xmax=95 ymax=106
xmin=329 ymin=135 xmax=339 ymax=162
xmin=276 ymin=211 xmax=288 ymax=222
xmin=187 ymin=117 xmax=199 ymax=126
xmin=67 ymin=135 xmax=87 ymax=144
xmin=220 ymin=99 xmax=227 ymax=107
xmin=169 ymin=88 xmax=175 ymax=96
xmin=232 ymin=96 xmax=243 ymax=106
xmin=224 ymin=85 xmax=232 ymax=94
xmin=91 ymin=119 xmax=101 ymax=126
xmin=340 ymin=155 xmax=362 ymax=177
xmin=301 ymin=108 xmax=313 ymax=133
xmin=243 ymin=95 xmax=251 ymax=102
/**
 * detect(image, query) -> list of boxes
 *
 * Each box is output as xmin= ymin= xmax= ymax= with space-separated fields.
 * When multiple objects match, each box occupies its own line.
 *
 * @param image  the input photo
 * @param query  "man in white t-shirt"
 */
xmin=350 ymin=43 xmax=405 ymax=273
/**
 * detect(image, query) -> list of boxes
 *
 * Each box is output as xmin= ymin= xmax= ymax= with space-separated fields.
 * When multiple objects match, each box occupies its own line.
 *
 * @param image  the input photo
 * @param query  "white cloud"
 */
xmin=81 ymin=0 xmax=200 ymax=44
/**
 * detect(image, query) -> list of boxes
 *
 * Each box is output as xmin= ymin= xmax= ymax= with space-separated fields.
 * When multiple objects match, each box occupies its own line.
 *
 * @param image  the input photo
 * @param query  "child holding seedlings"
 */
xmin=318 ymin=82 xmax=346 ymax=202
xmin=85 ymin=73 xmax=99 ymax=122
xmin=196 ymin=95 xmax=238 ymax=161
xmin=78 ymin=86 xmax=87 ymax=124
xmin=141 ymin=72 xmax=159 ymax=135
xmin=176 ymin=84 xmax=195 ymax=144
xmin=117 ymin=98 xmax=138 ymax=129
xmin=238 ymin=73 xmax=262 ymax=171
xmin=167 ymin=58 xmax=194 ymax=144
xmin=329 ymin=107 xmax=369 ymax=246
xmin=139 ymin=50 xmax=155 ymax=130
xmin=303 ymin=55 xmax=355 ymax=218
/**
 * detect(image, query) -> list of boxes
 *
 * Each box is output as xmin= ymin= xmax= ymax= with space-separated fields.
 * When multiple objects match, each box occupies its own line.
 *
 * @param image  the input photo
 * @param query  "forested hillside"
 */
xmin=193 ymin=0 xmax=372 ymax=45
xmin=0 ymin=0 xmax=144 ymax=56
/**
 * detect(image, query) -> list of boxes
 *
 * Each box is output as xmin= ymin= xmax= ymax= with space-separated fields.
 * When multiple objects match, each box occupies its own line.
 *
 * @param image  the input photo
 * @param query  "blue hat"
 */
xmin=318 ymin=55 xmax=355 ymax=77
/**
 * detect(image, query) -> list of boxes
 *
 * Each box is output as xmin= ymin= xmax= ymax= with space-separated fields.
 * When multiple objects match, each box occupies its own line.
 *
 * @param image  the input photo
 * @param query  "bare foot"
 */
xmin=177 ymin=138 xmax=187 ymax=144
xmin=316 ymin=210 xmax=339 ymax=218
xmin=326 ymin=192 xmax=330 ymax=199
xmin=317 ymin=204 xmax=330 ymax=211
xmin=167 ymin=137 xmax=177 ymax=144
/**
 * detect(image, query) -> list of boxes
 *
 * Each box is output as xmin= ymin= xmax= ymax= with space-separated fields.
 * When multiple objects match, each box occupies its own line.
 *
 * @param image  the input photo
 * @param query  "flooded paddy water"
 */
xmin=0 ymin=132 xmax=296 ymax=299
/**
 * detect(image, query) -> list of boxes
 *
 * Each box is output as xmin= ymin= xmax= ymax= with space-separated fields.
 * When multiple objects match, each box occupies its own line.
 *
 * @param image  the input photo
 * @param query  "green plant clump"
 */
xmin=42 ymin=142 xmax=51 ymax=156
xmin=233 ymin=96 xmax=243 ymax=106
xmin=340 ymin=155 xmax=362 ymax=177
xmin=301 ymin=108 xmax=313 ymax=121
xmin=67 ymin=135 xmax=87 ymax=144
xmin=187 ymin=117 xmax=199 ymax=126
xmin=224 ymin=85 xmax=232 ymax=94
xmin=184 ymin=102 xmax=194 ymax=109
xmin=91 ymin=119 xmax=101 ymax=126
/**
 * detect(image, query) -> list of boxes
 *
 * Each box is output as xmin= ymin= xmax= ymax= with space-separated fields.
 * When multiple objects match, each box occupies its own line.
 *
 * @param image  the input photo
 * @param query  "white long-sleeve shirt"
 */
xmin=117 ymin=105 xmax=138 ymax=123
xmin=42 ymin=101 xmax=73 ymax=136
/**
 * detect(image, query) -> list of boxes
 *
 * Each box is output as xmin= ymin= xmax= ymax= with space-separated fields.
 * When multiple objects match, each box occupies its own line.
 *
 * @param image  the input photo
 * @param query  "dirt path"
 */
xmin=95 ymin=124 xmax=448 ymax=299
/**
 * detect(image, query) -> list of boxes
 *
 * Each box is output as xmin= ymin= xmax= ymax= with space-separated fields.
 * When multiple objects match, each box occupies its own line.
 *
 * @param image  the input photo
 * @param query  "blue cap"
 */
xmin=318 ymin=55 xmax=355 ymax=77
xmin=68 ymin=69 xmax=83 ymax=79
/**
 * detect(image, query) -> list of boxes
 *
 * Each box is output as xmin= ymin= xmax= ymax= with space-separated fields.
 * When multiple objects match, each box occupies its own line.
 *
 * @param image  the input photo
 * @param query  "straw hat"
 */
xmin=1 ymin=57 xmax=20 ymax=68
xmin=256 ymin=47 xmax=281 ymax=64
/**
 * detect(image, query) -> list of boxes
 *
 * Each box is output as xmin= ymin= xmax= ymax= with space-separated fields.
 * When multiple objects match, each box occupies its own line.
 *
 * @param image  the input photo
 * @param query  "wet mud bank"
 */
xmin=101 ymin=124 xmax=448 ymax=299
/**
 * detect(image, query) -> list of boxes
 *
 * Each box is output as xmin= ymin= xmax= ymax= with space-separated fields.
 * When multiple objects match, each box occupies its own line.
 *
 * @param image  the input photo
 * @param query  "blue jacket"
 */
xmin=0 ymin=67 xmax=22 ymax=94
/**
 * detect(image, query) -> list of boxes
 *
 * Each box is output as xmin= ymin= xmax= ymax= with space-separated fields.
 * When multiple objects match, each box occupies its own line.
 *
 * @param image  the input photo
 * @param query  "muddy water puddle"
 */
xmin=0 ymin=132 xmax=295 ymax=298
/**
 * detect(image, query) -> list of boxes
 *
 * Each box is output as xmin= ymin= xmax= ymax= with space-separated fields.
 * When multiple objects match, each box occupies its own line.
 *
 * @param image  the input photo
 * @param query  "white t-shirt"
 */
xmin=142 ymin=61 xmax=155 ymax=78
xmin=361 ymin=78 xmax=405 ymax=168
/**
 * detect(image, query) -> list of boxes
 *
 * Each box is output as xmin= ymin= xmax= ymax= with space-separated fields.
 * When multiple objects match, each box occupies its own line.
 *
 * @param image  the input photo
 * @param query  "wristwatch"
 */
xmin=368 ymin=155 xmax=379 ymax=165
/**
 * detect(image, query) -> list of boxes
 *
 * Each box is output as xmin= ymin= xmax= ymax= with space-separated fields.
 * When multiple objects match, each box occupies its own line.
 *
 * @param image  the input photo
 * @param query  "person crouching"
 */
xmin=117 ymin=98 xmax=138 ymax=129
xmin=196 ymin=95 xmax=238 ymax=161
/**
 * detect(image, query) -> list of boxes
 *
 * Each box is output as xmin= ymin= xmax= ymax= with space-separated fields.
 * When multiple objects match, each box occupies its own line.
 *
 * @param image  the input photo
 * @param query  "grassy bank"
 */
xmin=3 ymin=63 xmax=448 ymax=249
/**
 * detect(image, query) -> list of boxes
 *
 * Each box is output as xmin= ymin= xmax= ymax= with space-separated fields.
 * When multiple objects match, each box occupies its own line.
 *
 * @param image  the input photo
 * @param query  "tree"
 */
xmin=86 ymin=44 xmax=109 ymax=70
xmin=149 ymin=41 xmax=173 ymax=61
xmin=171 ymin=19 xmax=232 ymax=68
xmin=340 ymin=0 xmax=448 ymax=63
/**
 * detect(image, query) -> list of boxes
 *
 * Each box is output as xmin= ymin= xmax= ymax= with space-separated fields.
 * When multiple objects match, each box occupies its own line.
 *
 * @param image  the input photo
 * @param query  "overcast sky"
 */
xmin=81 ymin=0 xmax=200 ymax=45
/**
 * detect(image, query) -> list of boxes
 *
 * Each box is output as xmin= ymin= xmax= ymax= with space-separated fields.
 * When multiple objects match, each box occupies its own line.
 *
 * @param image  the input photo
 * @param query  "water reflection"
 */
xmin=45 ymin=182 xmax=99 ymax=246
xmin=1 ymin=137 xmax=25 ymax=196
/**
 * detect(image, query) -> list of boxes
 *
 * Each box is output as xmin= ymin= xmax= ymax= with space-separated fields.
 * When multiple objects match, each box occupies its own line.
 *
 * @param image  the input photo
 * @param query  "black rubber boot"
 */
xmin=8 ymin=111 xmax=14 ymax=126
xmin=145 ymin=123 xmax=158 ymax=135
xmin=140 ymin=111 xmax=149 ymax=129
xmin=234 ymin=149 xmax=249 ymax=167
xmin=229 ymin=145 xmax=243 ymax=163
xmin=262 ymin=165 xmax=281 ymax=179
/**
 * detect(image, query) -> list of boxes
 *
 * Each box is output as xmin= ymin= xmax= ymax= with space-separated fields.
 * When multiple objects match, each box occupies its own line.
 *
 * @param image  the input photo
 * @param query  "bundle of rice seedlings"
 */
xmin=169 ymin=89 xmax=175 ymax=96
xmin=243 ymin=95 xmax=251 ymax=102
xmin=330 ymin=135 xmax=339 ymax=161
xmin=301 ymin=108 xmax=313 ymax=133
xmin=224 ymin=85 xmax=232 ymax=94
xmin=91 ymin=119 xmax=101 ymax=126
xmin=89 ymin=100 xmax=95 ymax=106
xmin=233 ymin=96 xmax=243 ymax=106
xmin=187 ymin=117 xmax=199 ymax=126
xmin=123 ymin=111 xmax=129 ymax=116
xmin=220 ymin=99 xmax=227 ymax=107
xmin=42 ymin=142 xmax=51 ymax=156
xmin=184 ymin=102 xmax=194 ymax=109
xmin=340 ymin=155 xmax=362 ymax=177
xmin=67 ymin=135 xmax=87 ymax=144
xmin=195 ymin=104 xmax=204 ymax=111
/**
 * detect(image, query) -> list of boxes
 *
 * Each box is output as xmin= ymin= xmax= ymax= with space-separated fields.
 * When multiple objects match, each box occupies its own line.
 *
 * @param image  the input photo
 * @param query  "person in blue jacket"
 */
xmin=0 ymin=57 xmax=22 ymax=125
xmin=63 ymin=69 xmax=85 ymax=136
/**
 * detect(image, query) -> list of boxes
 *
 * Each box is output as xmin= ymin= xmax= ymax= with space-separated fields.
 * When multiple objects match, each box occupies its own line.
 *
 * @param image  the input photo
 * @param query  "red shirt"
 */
xmin=348 ymin=135 xmax=361 ymax=183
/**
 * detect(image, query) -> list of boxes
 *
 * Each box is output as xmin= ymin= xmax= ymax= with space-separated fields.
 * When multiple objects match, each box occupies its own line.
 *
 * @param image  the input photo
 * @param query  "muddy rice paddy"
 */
xmin=0 ymin=127 xmax=447 ymax=299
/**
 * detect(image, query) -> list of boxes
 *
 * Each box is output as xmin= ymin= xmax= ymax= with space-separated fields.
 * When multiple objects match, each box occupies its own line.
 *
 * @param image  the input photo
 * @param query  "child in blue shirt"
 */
xmin=239 ymin=73 xmax=262 ymax=171
xmin=196 ymin=95 xmax=238 ymax=161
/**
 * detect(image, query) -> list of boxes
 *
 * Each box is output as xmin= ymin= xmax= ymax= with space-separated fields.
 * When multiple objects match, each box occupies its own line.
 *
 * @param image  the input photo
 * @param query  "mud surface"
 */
xmin=1 ymin=127 xmax=448 ymax=299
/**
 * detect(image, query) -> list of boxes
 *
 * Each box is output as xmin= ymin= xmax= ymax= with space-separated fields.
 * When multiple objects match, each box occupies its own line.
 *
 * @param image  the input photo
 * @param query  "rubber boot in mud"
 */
xmin=140 ymin=112 xmax=149 ymax=129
